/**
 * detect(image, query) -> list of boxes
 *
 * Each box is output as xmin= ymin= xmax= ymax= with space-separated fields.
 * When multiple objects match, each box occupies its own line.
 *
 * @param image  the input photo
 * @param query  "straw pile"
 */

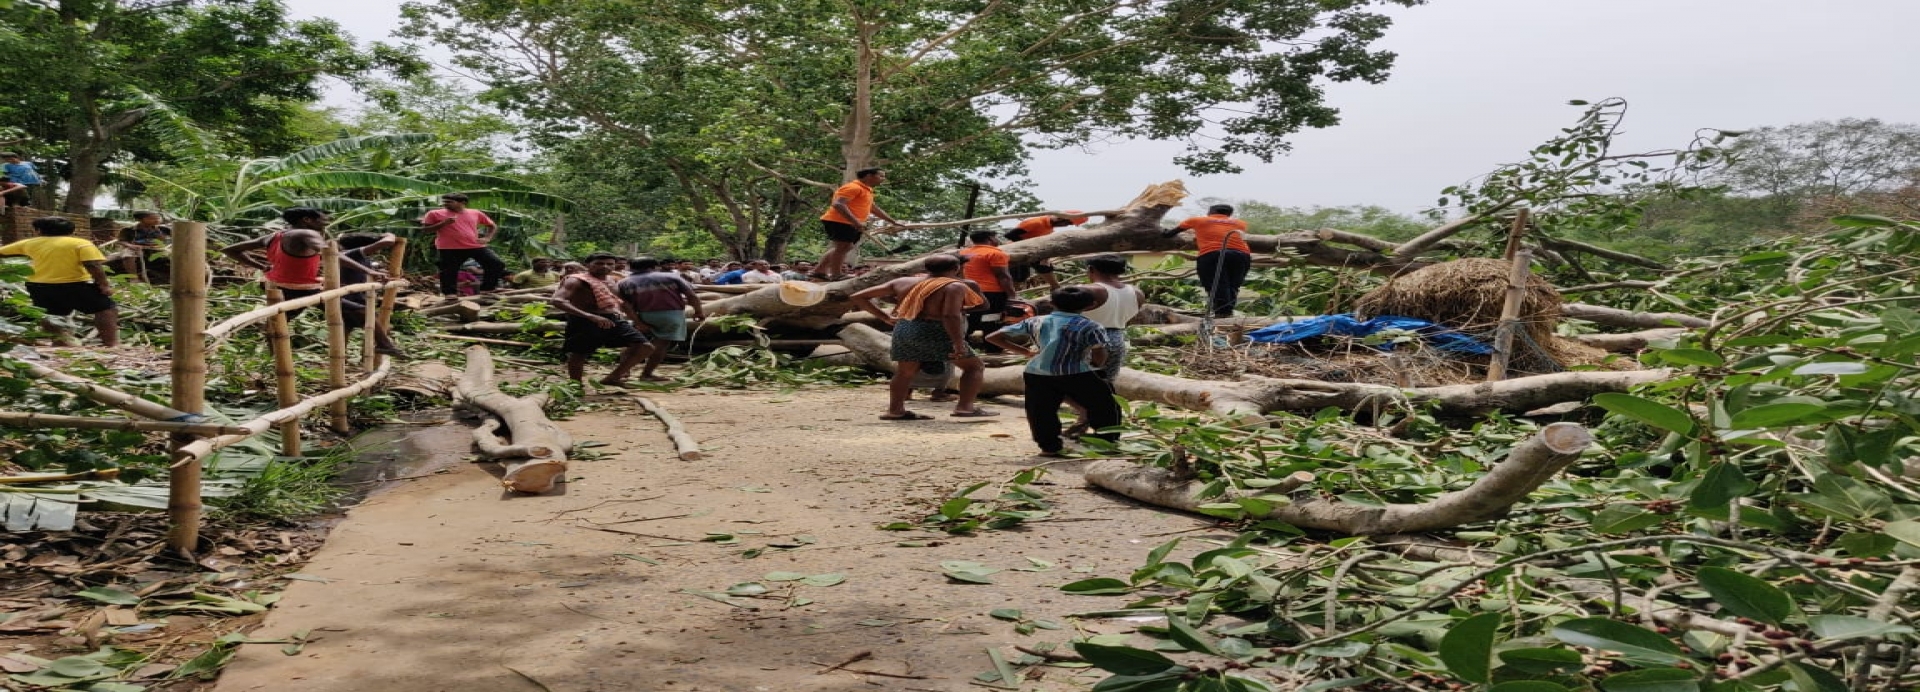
xmin=1352 ymin=257 xmax=1565 ymax=370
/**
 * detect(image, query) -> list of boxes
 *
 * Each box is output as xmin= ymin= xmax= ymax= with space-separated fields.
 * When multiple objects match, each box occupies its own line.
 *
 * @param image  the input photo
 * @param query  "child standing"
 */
xmin=987 ymin=286 xmax=1123 ymax=456
xmin=0 ymin=217 xmax=119 ymax=346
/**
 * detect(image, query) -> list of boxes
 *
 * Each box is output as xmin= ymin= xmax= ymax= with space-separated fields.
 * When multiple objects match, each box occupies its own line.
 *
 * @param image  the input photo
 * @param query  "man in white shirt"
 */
xmin=740 ymin=259 xmax=782 ymax=284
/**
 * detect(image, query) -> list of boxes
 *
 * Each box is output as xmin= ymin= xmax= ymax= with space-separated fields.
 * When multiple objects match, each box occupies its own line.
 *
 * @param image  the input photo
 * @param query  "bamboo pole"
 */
xmin=361 ymin=277 xmax=379 ymax=372
xmin=1501 ymin=208 xmax=1531 ymax=261
xmin=171 ymin=359 xmax=396 ymax=468
xmin=0 ymin=411 xmax=251 ymax=436
xmin=167 ymin=220 xmax=210 ymax=555
xmin=202 ymin=281 xmax=391 ymax=348
xmin=322 ymin=244 xmax=350 ymax=434
xmin=11 ymin=360 xmax=197 ymax=421
xmin=263 ymin=285 xmax=302 ymax=457
xmin=375 ymin=237 xmax=408 ymax=361
xmin=1486 ymin=250 xmax=1533 ymax=383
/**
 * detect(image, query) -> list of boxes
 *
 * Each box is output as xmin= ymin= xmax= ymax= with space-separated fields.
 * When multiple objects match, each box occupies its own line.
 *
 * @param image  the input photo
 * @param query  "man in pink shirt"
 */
xmin=419 ymin=193 xmax=508 ymax=295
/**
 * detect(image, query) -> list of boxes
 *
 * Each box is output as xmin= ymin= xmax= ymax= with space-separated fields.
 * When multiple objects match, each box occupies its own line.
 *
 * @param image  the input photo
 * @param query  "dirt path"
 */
xmin=214 ymin=385 xmax=1211 ymax=692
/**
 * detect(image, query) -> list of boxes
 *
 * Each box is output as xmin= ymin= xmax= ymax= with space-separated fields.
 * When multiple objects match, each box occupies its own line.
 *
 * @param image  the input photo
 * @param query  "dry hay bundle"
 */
xmin=1353 ymin=258 xmax=1564 ymax=370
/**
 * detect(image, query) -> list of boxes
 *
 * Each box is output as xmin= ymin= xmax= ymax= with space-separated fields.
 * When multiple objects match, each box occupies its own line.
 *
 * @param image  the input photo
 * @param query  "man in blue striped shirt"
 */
xmin=987 ymin=286 xmax=1124 ymax=456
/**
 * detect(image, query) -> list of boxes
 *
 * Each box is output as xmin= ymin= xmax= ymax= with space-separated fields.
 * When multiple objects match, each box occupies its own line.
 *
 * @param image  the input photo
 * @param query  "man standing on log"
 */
xmin=552 ymin=252 xmax=653 ymax=387
xmin=986 ymin=286 xmax=1120 ymax=456
xmin=815 ymin=167 xmax=902 ymax=281
xmin=850 ymin=254 xmax=995 ymax=419
xmin=1004 ymin=212 xmax=1088 ymax=291
xmin=1166 ymin=204 xmax=1251 ymax=317
xmin=617 ymin=256 xmax=703 ymax=383
xmin=420 ymin=193 xmax=508 ymax=296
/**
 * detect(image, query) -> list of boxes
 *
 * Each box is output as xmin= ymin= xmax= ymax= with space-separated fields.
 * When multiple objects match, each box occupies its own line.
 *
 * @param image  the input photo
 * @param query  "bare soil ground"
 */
xmin=212 ymin=384 xmax=1216 ymax=692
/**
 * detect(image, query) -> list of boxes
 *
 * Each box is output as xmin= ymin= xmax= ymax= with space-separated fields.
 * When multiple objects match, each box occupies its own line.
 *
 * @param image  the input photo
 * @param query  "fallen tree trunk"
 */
xmin=1083 ymin=422 xmax=1594 ymax=534
xmin=445 ymin=321 xmax=566 ymax=335
xmin=387 ymin=361 xmax=458 ymax=401
xmin=1562 ymin=303 xmax=1711 ymax=329
xmin=828 ymin=324 xmax=1672 ymax=417
xmin=632 ymin=396 xmax=701 ymax=460
xmin=452 ymin=345 xmax=573 ymax=493
xmin=1566 ymin=328 xmax=1688 ymax=351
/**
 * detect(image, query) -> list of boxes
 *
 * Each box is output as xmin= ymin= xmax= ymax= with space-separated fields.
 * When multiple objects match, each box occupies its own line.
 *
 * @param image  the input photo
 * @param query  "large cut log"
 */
xmin=1083 ymin=422 xmax=1594 ymax=534
xmin=387 ymin=361 xmax=458 ymax=401
xmin=452 ymin=345 xmax=573 ymax=493
xmin=826 ymin=324 xmax=1672 ymax=417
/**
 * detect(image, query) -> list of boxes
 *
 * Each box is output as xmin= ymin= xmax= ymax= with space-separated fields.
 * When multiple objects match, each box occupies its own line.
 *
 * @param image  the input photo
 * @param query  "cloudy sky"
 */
xmin=290 ymin=0 xmax=1920 ymax=215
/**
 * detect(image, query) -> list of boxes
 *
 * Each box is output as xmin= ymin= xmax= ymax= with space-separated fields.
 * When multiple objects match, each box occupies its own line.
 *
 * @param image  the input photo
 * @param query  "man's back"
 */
xmin=618 ymin=271 xmax=693 ymax=312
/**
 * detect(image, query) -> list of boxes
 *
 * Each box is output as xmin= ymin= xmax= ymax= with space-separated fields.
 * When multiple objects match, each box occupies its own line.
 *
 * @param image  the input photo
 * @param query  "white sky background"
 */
xmin=288 ymin=0 xmax=1920 ymax=215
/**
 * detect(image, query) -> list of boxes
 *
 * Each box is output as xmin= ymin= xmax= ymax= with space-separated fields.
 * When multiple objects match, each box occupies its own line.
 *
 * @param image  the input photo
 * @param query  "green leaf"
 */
xmin=1829 ymin=214 xmax=1898 ymax=228
xmin=1165 ymin=614 xmax=1223 ymax=656
xmin=939 ymin=497 xmax=973 ymax=520
xmin=1090 ymin=671 xmax=1187 ymax=692
xmin=1727 ymin=402 xmax=1826 ymax=429
xmin=1785 ymin=662 xmax=1850 ymax=692
xmin=1593 ymin=393 xmax=1694 ymax=434
xmin=1438 ymin=613 xmax=1501 ymax=683
xmin=1599 ymin=667 xmax=1700 ymax=692
xmin=763 ymin=571 xmax=808 ymax=582
xmin=1806 ymin=615 xmax=1915 ymax=641
xmin=799 ymin=573 xmax=846 ymax=587
xmin=1497 ymin=647 xmax=1583 ymax=674
xmin=1696 ymin=567 xmax=1793 ymax=625
xmin=1884 ymin=520 xmax=1920 ymax=551
xmin=1657 ymin=349 xmax=1725 ymax=367
xmin=989 ymin=608 xmax=1023 ymax=621
xmin=1072 ymin=642 xmax=1180 ymax=676
xmin=1144 ymin=538 xmax=1179 ymax=567
xmin=1551 ymin=617 xmax=1685 ymax=665
xmin=1826 ymin=426 xmax=1904 ymax=469
xmin=1061 ymin=578 xmax=1134 ymax=595
xmin=1791 ymin=361 xmax=1867 ymax=376
xmin=1836 ymin=532 xmax=1897 ymax=558
xmin=1689 ymin=463 xmax=1757 ymax=510
xmin=71 ymin=587 xmax=143 ymax=606
xmin=1490 ymin=683 xmax=1570 ymax=692
xmin=1593 ymin=505 xmax=1666 ymax=534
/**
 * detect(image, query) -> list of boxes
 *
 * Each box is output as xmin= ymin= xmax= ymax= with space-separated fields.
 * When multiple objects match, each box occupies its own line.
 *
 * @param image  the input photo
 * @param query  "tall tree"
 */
xmin=0 ymin=0 xmax=412 ymax=214
xmin=402 ymin=0 xmax=1424 ymax=259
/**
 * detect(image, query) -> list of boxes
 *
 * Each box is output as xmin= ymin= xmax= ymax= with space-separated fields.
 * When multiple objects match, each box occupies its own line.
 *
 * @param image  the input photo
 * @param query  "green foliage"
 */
xmin=1227 ymin=200 xmax=1437 ymax=242
xmin=881 ymin=468 xmax=1052 ymax=535
xmin=1058 ymin=217 xmax=1920 ymax=692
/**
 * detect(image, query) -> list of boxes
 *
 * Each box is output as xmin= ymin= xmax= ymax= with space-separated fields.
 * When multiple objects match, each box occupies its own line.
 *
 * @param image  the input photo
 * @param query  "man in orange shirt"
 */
xmin=1004 ymin=212 xmax=1089 ymax=290
xmin=958 ymin=230 xmax=1016 ymax=340
xmin=1166 ymin=204 xmax=1252 ymax=317
xmin=816 ymin=167 xmax=902 ymax=280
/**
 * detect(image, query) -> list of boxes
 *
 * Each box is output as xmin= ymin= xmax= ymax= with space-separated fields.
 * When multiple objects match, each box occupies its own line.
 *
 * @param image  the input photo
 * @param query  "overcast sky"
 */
xmin=289 ymin=0 xmax=1920 ymax=215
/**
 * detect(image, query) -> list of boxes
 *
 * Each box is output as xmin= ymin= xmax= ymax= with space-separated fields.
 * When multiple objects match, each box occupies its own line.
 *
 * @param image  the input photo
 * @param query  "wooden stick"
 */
xmin=167 ymin=220 xmax=210 ymax=555
xmin=263 ymin=285 xmax=302 ymax=457
xmin=375 ymin=237 xmax=407 ymax=359
xmin=11 ymin=360 xmax=197 ymax=422
xmin=171 ymin=358 xmax=396 ymax=468
xmin=430 ymin=333 xmax=539 ymax=348
xmin=1486 ymin=250 xmax=1533 ymax=382
xmin=1501 ymin=208 xmax=1531 ymax=261
xmin=632 ymin=396 xmax=702 ymax=460
xmin=0 ymin=412 xmax=250 ymax=436
xmin=322 ymin=244 xmax=350 ymax=434
xmin=0 ymin=468 xmax=122 ymax=485
xmin=202 ymin=281 xmax=393 ymax=348
xmin=815 ymin=651 xmax=874 ymax=675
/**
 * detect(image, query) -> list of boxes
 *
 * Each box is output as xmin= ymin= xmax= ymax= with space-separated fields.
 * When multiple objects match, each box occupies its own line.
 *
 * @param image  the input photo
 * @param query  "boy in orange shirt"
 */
xmin=1166 ymin=204 xmax=1251 ymax=317
xmin=816 ymin=168 xmax=902 ymax=280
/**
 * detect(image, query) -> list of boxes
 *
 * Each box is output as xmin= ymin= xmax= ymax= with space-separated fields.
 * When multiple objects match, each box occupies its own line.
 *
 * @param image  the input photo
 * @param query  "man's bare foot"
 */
xmin=639 ymin=375 xmax=672 ymax=382
xmin=597 ymin=378 xmax=632 ymax=389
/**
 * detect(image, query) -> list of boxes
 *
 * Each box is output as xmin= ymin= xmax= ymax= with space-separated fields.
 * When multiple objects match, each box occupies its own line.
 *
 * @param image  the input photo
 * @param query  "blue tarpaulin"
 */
xmin=1243 ymin=314 xmax=1492 ymax=354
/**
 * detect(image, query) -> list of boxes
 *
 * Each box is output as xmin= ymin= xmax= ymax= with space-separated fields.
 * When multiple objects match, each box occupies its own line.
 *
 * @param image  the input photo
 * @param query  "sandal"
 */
xmin=880 ymin=412 xmax=934 ymax=421
xmin=949 ymin=409 xmax=1000 ymax=418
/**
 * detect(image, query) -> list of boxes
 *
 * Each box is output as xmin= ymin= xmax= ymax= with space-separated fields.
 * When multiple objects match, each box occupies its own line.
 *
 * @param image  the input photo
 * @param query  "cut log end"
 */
xmin=503 ymin=460 xmax=568 ymax=494
xmin=1539 ymin=422 xmax=1594 ymax=454
xmin=678 ymin=450 xmax=703 ymax=461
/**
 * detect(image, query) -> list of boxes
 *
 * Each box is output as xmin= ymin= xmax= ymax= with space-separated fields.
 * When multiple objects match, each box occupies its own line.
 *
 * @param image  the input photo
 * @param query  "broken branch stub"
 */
xmin=1083 ymin=422 xmax=1595 ymax=535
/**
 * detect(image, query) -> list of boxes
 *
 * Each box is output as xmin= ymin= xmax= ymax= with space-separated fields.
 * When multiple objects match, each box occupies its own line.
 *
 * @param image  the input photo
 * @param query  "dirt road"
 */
xmin=214 ymin=385 xmax=1210 ymax=692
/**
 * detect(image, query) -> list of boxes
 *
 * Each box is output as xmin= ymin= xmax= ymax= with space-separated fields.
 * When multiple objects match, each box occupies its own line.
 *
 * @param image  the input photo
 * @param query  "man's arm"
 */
xmin=1088 ymin=343 xmax=1108 ymax=369
xmin=339 ymin=252 xmax=389 ymax=283
xmin=936 ymin=284 xmax=970 ymax=358
xmin=219 ymin=235 xmax=273 ymax=271
xmin=870 ymin=203 xmax=899 ymax=226
xmin=992 ymin=265 xmax=1016 ymax=294
xmin=678 ymin=280 xmax=705 ymax=319
xmin=830 ymin=195 xmax=859 ymax=226
xmin=475 ymin=213 xmax=497 ymax=242
xmin=849 ymin=281 xmax=900 ymax=326
xmin=548 ymin=277 xmax=613 ymax=327
xmin=84 ymin=260 xmax=113 ymax=296
xmin=985 ymin=322 xmax=1034 ymax=357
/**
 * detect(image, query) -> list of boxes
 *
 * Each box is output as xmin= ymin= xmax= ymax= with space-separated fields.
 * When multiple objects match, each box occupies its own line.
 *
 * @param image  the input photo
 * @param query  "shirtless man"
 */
xmin=550 ymin=252 xmax=653 ymax=387
xmin=850 ymin=254 xmax=995 ymax=419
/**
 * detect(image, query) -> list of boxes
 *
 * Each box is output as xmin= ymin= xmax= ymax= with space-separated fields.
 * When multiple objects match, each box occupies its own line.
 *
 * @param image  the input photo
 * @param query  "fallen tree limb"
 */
xmin=1557 ymin=280 xmax=1659 ymax=294
xmin=0 ymin=412 xmax=248 ymax=436
xmin=1562 ymin=303 xmax=1711 ymax=329
xmin=1083 ymin=422 xmax=1594 ymax=534
xmin=171 ymin=358 xmax=395 ymax=467
xmin=1537 ymin=236 xmax=1670 ymax=270
xmin=420 ymin=299 xmax=484 ymax=321
xmin=430 ymin=334 xmax=541 ymax=348
xmin=387 ymin=361 xmax=458 ymax=400
xmin=1390 ymin=196 xmax=1525 ymax=263
xmin=445 ymin=321 xmax=565 ymax=335
xmin=1566 ymin=328 xmax=1687 ymax=351
xmin=14 ymin=359 xmax=201 ymax=422
xmin=452 ymin=346 xmax=573 ymax=493
xmin=632 ymin=396 xmax=701 ymax=460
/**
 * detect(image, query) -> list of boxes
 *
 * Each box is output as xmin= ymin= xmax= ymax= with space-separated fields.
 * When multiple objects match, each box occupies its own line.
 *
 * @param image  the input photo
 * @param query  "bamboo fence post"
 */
xmin=322 ymin=243 xmax=350 ymax=433
xmin=1486 ymin=250 xmax=1533 ymax=383
xmin=375 ymin=238 xmax=408 ymax=364
xmin=167 ymin=220 xmax=210 ymax=555
xmin=263 ymin=284 xmax=302 ymax=457
xmin=361 ymin=284 xmax=378 ymax=372
xmin=1502 ymin=208 xmax=1531 ymax=261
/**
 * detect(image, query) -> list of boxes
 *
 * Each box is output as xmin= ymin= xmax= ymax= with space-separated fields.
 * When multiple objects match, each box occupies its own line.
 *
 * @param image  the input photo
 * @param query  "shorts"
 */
xmin=891 ymin=319 xmax=970 ymax=363
xmin=637 ymin=309 xmax=689 ymax=342
xmin=563 ymin=314 xmax=650 ymax=354
xmin=822 ymin=220 xmax=863 ymax=243
xmin=25 ymin=281 xmax=115 ymax=316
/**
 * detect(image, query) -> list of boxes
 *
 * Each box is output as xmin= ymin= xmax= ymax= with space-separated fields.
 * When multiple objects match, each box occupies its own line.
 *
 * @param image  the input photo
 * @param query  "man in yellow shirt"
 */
xmin=0 ymin=217 xmax=120 ymax=346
